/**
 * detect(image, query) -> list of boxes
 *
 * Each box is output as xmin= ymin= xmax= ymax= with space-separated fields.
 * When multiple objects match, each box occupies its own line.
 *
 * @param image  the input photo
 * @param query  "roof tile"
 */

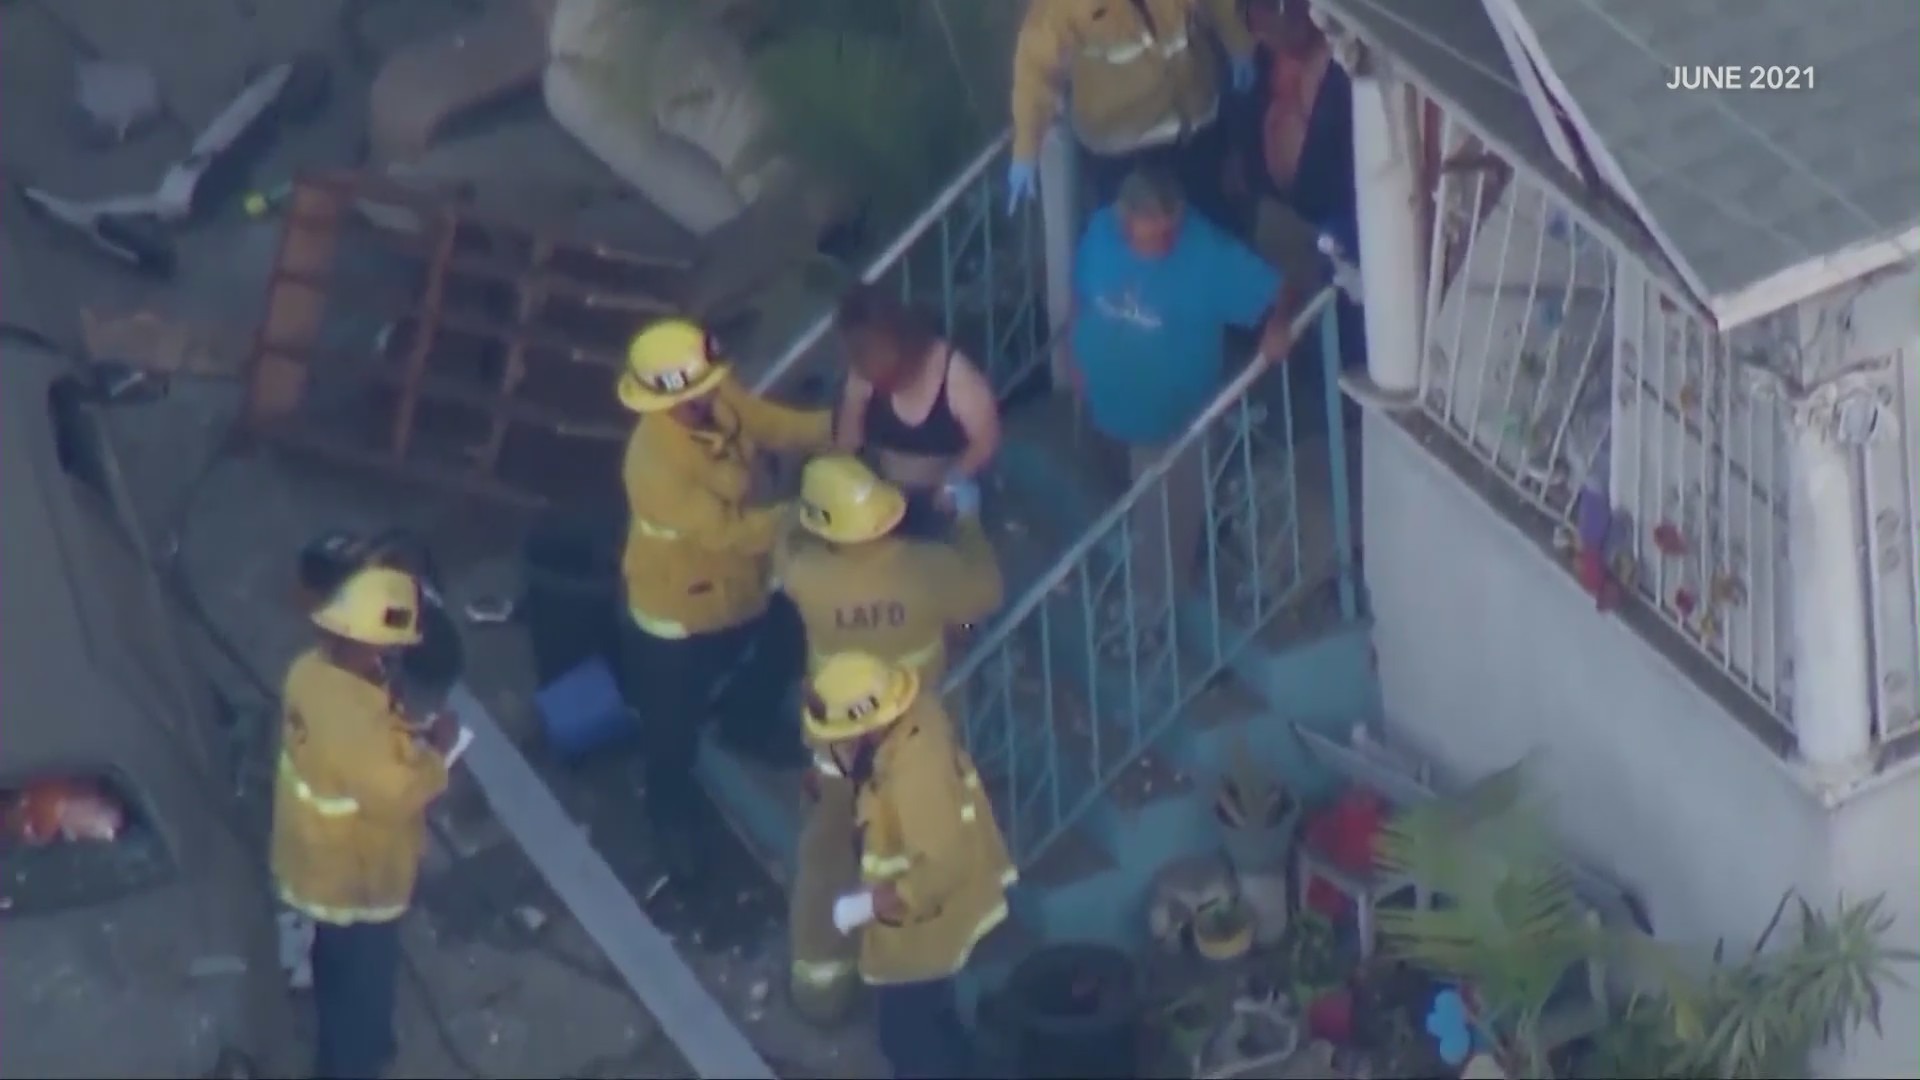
xmin=1507 ymin=0 xmax=1920 ymax=312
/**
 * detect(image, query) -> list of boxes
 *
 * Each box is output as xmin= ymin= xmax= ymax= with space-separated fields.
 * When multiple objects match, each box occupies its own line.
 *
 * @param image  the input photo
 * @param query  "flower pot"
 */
xmin=1214 ymin=763 xmax=1300 ymax=874
xmin=1305 ymin=989 xmax=1354 ymax=1044
xmin=1193 ymin=902 xmax=1255 ymax=963
xmin=1006 ymin=943 xmax=1142 ymax=1079
xmin=1238 ymin=866 xmax=1291 ymax=946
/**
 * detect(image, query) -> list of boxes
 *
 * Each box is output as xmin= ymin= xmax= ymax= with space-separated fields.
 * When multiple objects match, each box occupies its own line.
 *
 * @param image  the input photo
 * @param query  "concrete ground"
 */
xmin=0 ymin=0 xmax=882 ymax=1074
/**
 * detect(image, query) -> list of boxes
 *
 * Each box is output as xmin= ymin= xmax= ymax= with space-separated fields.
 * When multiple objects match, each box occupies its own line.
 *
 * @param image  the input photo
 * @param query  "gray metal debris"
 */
xmin=75 ymin=60 xmax=161 ymax=143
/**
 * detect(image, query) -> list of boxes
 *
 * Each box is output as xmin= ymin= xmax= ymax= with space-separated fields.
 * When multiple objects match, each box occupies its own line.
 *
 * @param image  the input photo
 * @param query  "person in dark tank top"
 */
xmin=832 ymin=284 xmax=1002 ymax=538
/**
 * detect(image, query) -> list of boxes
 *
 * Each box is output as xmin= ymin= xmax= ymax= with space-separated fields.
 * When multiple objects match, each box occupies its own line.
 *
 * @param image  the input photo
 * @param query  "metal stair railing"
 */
xmin=944 ymin=287 xmax=1356 ymax=866
xmin=751 ymin=131 xmax=1050 ymax=402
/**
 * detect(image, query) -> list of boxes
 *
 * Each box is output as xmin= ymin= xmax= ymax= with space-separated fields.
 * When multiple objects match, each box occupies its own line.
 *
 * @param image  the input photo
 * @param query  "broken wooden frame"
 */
xmin=242 ymin=171 xmax=695 ymax=508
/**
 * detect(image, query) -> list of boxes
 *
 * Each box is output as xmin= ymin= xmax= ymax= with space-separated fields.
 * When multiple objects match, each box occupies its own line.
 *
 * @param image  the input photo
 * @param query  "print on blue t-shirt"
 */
xmin=1071 ymin=207 xmax=1282 ymax=445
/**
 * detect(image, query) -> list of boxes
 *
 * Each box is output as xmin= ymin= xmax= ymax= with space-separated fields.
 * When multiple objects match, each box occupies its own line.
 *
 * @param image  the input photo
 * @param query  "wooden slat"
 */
xmin=389 ymin=220 xmax=460 ymax=461
xmin=473 ymin=239 xmax=552 ymax=470
xmin=447 ymin=685 xmax=777 ymax=1080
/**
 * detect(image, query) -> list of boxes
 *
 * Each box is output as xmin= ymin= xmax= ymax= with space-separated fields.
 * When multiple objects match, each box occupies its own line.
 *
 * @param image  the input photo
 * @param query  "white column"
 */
xmin=1784 ymin=391 xmax=1876 ymax=776
xmin=1037 ymin=123 xmax=1080 ymax=390
xmin=1345 ymin=73 xmax=1423 ymax=407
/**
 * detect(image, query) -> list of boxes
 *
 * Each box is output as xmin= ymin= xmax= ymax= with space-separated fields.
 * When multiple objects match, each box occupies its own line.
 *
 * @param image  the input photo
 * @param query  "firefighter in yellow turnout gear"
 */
xmin=1007 ymin=0 xmax=1255 ymax=224
xmin=803 ymin=652 xmax=1016 ymax=1078
xmin=776 ymin=455 xmax=1003 ymax=1025
xmin=272 ymin=565 xmax=455 ymax=1079
xmin=616 ymin=318 xmax=833 ymax=884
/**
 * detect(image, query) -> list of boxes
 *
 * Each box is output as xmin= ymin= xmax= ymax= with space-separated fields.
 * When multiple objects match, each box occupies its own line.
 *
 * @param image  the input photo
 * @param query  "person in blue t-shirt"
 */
xmin=1066 ymin=165 xmax=1296 ymax=625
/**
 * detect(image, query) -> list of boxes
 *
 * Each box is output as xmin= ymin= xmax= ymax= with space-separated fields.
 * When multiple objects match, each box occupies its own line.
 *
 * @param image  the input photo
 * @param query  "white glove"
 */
xmin=833 ymin=891 xmax=877 ymax=935
xmin=1317 ymin=233 xmax=1364 ymax=303
xmin=444 ymin=726 xmax=474 ymax=767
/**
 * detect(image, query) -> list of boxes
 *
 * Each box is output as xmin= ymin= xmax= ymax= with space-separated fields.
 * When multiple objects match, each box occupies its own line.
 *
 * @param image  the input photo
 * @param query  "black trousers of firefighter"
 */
xmin=875 ymin=975 xmax=976 ymax=1079
xmin=311 ymin=917 xmax=402 ymax=1079
xmin=617 ymin=594 xmax=808 ymax=866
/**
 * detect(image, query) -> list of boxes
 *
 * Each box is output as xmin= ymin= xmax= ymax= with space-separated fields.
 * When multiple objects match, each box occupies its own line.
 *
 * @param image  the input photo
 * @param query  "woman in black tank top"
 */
xmin=833 ymin=284 xmax=1002 ymax=538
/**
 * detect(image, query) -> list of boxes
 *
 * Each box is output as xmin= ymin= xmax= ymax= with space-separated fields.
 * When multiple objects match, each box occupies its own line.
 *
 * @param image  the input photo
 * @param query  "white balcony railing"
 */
xmin=1416 ymin=112 xmax=1795 ymax=734
xmin=1866 ymin=351 xmax=1920 ymax=746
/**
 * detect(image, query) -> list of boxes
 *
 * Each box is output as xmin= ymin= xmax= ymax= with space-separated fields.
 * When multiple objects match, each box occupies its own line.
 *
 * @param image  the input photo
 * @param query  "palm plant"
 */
xmin=1374 ymin=761 xmax=1917 ymax=1079
xmin=1584 ymin=891 xmax=1917 ymax=1078
xmin=1372 ymin=762 xmax=1601 ymax=1078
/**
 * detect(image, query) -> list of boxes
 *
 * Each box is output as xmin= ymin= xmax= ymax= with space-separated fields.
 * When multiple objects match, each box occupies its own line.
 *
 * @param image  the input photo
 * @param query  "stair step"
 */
xmin=999 ymin=396 xmax=1361 ymax=656
xmin=696 ymin=738 xmax=802 ymax=883
xmin=969 ymin=907 xmax=1041 ymax=970
xmin=998 ymin=393 xmax=1125 ymax=503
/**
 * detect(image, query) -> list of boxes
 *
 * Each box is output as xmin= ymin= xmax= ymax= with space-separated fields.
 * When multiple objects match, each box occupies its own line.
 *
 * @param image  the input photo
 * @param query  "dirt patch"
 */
xmin=1108 ymin=748 xmax=1193 ymax=809
xmin=1019 ymin=822 xmax=1114 ymax=887
xmin=1251 ymin=575 xmax=1352 ymax=651
xmin=1186 ymin=677 xmax=1268 ymax=732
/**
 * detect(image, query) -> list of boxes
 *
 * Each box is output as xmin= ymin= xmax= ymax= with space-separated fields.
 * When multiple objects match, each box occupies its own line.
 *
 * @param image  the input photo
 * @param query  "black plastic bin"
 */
xmin=1008 ymin=943 xmax=1142 ymax=1080
xmin=520 ymin=513 xmax=624 ymax=690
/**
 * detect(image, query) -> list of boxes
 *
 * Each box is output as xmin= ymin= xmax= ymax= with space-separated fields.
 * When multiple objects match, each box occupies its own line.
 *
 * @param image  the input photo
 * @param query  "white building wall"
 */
xmin=1362 ymin=413 xmax=1919 ymax=1075
xmin=1823 ymin=771 xmax=1920 ymax=1077
xmin=1361 ymin=253 xmax=1920 ymax=1073
xmin=1363 ymin=412 xmax=1833 ymax=940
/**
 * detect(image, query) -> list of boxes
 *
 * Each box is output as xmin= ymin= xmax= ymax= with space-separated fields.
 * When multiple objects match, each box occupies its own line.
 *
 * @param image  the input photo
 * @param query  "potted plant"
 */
xmin=1579 ymin=891 xmax=1918 ymax=1078
xmin=1214 ymin=747 xmax=1301 ymax=870
xmin=1350 ymin=960 xmax=1446 ymax=1076
xmin=1194 ymin=897 xmax=1257 ymax=964
xmin=1275 ymin=911 xmax=1353 ymax=1043
xmin=1214 ymin=746 xmax=1300 ymax=946
xmin=1372 ymin=762 xmax=1918 ymax=1079
xmin=1371 ymin=763 xmax=1606 ymax=1077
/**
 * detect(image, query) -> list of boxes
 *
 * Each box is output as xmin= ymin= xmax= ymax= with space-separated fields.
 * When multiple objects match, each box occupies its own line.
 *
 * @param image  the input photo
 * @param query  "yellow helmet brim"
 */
xmin=798 ymin=485 xmax=909 ymax=545
xmin=617 ymin=362 xmax=729 ymax=413
xmin=802 ymin=668 xmax=920 ymax=744
xmin=310 ymin=605 xmax=423 ymax=648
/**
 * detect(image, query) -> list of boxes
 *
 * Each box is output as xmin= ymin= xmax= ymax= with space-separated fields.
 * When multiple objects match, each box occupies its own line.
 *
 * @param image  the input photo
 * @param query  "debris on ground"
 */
xmin=74 ymin=59 xmax=161 ymax=143
xmin=80 ymin=305 xmax=249 ymax=378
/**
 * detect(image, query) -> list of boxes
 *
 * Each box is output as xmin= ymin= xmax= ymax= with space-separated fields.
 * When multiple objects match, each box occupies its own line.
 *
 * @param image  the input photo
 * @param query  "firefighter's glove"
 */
xmin=1005 ymin=160 xmax=1037 ymax=214
xmin=1230 ymin=53 xmax=1257 ymax=93
xmin=942 ymin=477 xmax=982 ymax=518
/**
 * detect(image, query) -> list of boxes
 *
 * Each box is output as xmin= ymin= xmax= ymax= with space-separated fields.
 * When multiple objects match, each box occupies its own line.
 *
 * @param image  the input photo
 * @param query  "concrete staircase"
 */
xmin=683 ymin=124 xmax=1381 ymax=1019
xmin=698 ymin=311 xmax=1378 ymax=1016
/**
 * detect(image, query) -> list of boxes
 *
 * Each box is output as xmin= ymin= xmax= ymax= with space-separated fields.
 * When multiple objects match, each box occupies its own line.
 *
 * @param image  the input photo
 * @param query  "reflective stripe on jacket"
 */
xmin=270 ymin=649 xmax=448 ymax=926
xmin=852 ymin=698 xmax=1017 ymax=985
xmin=1011 ymin=0 xmax=1253 ymax=160
xmin=620 ymin=375 xmax=833 ymax=637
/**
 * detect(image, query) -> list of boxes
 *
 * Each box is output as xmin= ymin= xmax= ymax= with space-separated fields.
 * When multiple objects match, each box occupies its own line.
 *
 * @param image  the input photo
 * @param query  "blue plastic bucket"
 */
xmin=534 ymin=656 xmax=632 ymax=760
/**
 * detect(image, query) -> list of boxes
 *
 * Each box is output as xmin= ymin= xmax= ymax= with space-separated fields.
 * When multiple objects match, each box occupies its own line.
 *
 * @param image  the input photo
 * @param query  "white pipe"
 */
xmin=1348 ymin=74 xmax=1423 ymax=404
xmin=1788 ymin=420 xmax=1874 ymax=772
xmin=1038 ymin=123 xmax=1079 ymax=390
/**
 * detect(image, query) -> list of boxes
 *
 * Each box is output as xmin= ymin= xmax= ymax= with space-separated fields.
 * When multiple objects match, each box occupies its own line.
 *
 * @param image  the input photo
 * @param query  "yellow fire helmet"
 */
xmin=618 ymin=318 xmax=729 ymax=413
xmin=310 ymin=565 xmax=425 ymax=648
xmin=803 ymin=651 xmax=921 ymax=745
xmin=797 ymin=454 xmax=908 ymax=545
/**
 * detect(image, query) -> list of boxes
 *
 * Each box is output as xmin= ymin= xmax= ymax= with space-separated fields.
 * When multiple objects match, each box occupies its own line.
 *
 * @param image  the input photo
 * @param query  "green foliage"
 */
xmin=1278 ymin=910 xmax=1346 ymax=997
xmin=568 ymin=0 xmax=1011 ymax=246
xmin=1374 ymin=761 xmax=1598 ymax=1075
xmin=729 ymin=0 xmax=1013 ymax=238
xmin=1583 ymin=892 xmax=1918 ymax=1079
xmin=1371 ymin=761 xmax=1917 ymax=1079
